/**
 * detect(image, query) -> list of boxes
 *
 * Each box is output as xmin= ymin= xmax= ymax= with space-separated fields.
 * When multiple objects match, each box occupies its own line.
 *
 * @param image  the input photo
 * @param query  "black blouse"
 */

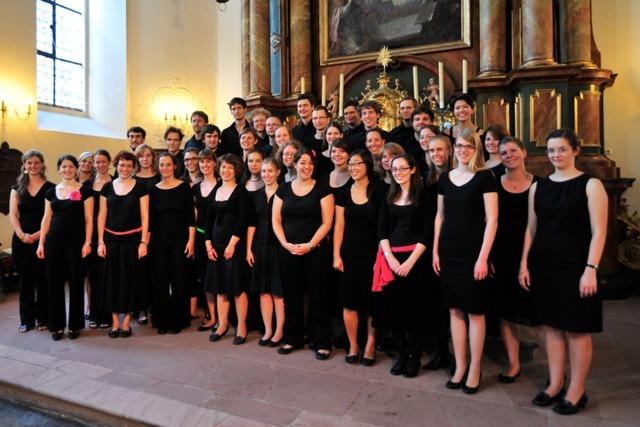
xmin=45 ymin=185 xmax=91 ymax=245
xmin=12 ymin=182 xmax=55 ymax=233
xmin=101 ymin=181 xmax=147 ymax=232
xmin=248 ymin=187 xmax=276 ymax=245
xmin=275 ymin=180 xmax=332 ymax=244
xmin=377 ymin=188 xmax=432 ymax=247
xmin=150 ymin=182 xmax=195 ymax=246
xmin=205 ymin=185 xmax=250 ymax=245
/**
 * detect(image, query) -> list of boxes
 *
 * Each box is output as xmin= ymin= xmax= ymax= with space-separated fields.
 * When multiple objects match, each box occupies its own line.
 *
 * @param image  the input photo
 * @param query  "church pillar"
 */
xmin=559 ymin=0 xmax=593 ymax=66
xmin=289 ymin=0 xmax=311 ymax=94
xmin=249 ymin=0 xmax=271 ymax=96
xmin=478 ymin=0 xmax=507 ymax=77
xmin=241 ymin=0 xmax=250 ymax=97
xmin=521 ymin=0 xmax=556 ymax=67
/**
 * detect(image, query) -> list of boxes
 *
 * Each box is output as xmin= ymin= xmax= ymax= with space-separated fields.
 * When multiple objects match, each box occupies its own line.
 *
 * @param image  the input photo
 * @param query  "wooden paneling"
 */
xmin=574 ymin=88 xmax=602 ymax=147
xmin=482 ymin=97 xmax=510 ymax=132
xmin=529 ymin=89 xmax=561 ymax=146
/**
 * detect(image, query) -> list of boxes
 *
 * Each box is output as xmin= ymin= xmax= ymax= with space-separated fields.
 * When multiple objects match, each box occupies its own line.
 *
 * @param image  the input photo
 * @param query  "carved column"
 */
xmin=559 ymin=0 xmax=593 ymax=66
xmin=478 ymin=0 xmax=507 ymax=77
xmin=521 ymin=0 xmax=556 ymax=67
xmin=241 ymin=0 xmax=250 ymax=97
xmin=249 ymin=0 xmax=271 ymax=96
xmin=289 ymin=0 xmax=312 ymax=94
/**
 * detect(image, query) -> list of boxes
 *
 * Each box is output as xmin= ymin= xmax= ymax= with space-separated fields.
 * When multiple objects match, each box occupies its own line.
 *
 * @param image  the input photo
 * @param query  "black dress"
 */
xmin=489 ymin=163 xmax=506 ymax=179
xmin=437 ymin=169 xmax=498 ymax=314
xmin=149 ymin=182 xmax=195 ymax=330
xmin=492 ymin=176 xmax=539 ymax=325
xmin=204 ymin=185 xmax=250 ymax=297
xmin=134 ymin=174 xmax=161 ymax=192
xmin=335 ymin=184 xmax=380 ymax=314
xmin=193 ymin=181 xmax=217 ymax=295
xmin=276 ymin=180 xmax=333 ymax=349
xmin=99 ymin=181 xmax=148 ymax=314
xmin=248 ymin=187 xmax=283 ymax=296
xmin=529 ymin=174 xmax=602 ymax=333
xmin=12 ymin=181 xmax=55 ymax=328
xmin=44 ymin=185 xmax=91 ymax=332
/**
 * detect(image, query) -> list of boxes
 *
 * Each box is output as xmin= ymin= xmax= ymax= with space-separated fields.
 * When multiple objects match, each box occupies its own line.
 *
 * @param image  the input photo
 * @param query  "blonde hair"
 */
xmin=453 ymin=128 xmax=485 ymax=172
xmin=134 ymin=144 xmax=158 ymax=174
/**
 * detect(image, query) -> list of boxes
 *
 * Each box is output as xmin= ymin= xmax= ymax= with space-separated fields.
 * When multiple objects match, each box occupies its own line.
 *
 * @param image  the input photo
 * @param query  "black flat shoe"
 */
xmin=277 ymin=344 xmax=302 ymax=355
xmin=315 ymin=349 xmax=331 ymax=360
xmin=108 ymin=329 xmax=120 ymax=338
xmin=462 ymin=373 xmax=482 ymax=394
xmin=345 ymin=354 xmax=359 ymax=364
xmin=120 ymin=328 xmax=132 ymax=338
xmin=233 ymin=335 xmax=247 ymax=345
xmin=68 ymin=330 xmax=80 ymax=340
xmin=390 ymin=354 xmax=407 ymax=376
xmin=209 ymin=329 xmax=228 ymax=342
xmin=268 ymin=339 xmax=282 ymax=348
xmin=52 ymin=330 xmax=64 ymax=341
xmin=198 ymin=323 xmax=217 ymax=332
xmin=403 ymin=354 xmax=421 ymax=378
xmin=498 ymin=371 xmax=521 ymax=384
xmin=532 ymin=388 xmax=566 ymax=407
xmin=258 ymin=336 xmax=271 ymax=346
xmin=157 ymin=329 xmax=168 ymax=335
xmin=552 ymin=394 xmax=588 ymax=415
xmin=360 ymin=354 xmax=376 ymax=366
xmin=423 ymin=350 xmax=452 ymax=370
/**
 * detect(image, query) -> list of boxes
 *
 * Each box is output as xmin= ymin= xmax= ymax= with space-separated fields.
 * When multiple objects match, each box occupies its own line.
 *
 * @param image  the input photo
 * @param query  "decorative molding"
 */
xmin=482 ymin=97 xmax=511 ymax=134
xmin=574 ymin=87 xmax=602 ymax=147
xmin=529 ymin=89 xmax=561 ymax=147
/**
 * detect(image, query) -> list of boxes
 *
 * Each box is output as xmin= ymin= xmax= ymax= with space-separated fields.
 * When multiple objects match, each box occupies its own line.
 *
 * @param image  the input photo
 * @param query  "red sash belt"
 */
xmin=105 ymin=226 xmax=142 ymax=236
xmin=372 ymin=244 xmax=417 ymax=292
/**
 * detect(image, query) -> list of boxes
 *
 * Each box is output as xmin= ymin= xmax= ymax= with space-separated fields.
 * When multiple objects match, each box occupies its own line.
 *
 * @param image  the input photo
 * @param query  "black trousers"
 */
xmin=45 ymin=241 xmax=85 ymax=332
xmin=13 ymin=237 xmax=48 ymax=328
xmin=426 ymin=271 xmax=450 ymax=352
xmin=151 ymin=243 xmax=190 ymax=330
xmin=279 ymin=244 xmax=331 ymax=349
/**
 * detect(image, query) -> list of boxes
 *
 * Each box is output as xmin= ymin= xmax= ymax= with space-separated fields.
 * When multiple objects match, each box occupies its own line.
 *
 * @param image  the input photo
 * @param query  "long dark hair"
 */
xmin=349 ymin=149 xmax=376 ymax=198
xmin=386 ymin=153 xmax=423 ymax=206
xmin=15 ymin=150 xmax=47 ymax=197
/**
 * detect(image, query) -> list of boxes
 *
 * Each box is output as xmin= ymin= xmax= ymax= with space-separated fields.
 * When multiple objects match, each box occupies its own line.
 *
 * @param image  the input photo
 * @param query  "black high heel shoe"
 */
xmin=532 ymin=388 xmax=566 ymax=407
xmin=446 ymin=367 xmax=469 ymax=389
xmin=462 ymin=373 xmax=482 ymax=394
xmin=360 ymin=353 xmax=376 ymax=367
xmin=108 ymin=329 xmax=120 ymax=338
xmin=552 ymin=394 xmax=588 ymax=415
xmin=209 ymin=328 xmax=228 ymax=342
xmin=498 ymin=370 xmax=521 ymax=384
xmin=233 ymin=335 xmax=247 ymax=345
xmin=120 ymin=328 xmax=132 ymax=338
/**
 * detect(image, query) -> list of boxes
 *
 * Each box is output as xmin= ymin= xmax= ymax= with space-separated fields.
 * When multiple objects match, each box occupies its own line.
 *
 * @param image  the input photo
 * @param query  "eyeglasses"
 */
xmin=546 ymin=146 xmax=570 ymax=155
xmin=184 ymin=158 xmax=198 ymax=162
xmin=454 ymin=144 xmax=475 ymax=151
xmin=347 ymin=161 xmax=365 ymax=168
xmin=391 ymin=166 xmax=411 ymax=174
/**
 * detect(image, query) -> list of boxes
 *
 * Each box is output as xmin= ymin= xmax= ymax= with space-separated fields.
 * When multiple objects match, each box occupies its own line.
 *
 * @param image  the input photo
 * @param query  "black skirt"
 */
xmin=440 ymin=246 xmax=489 ymax=315
xmin=99 ymin=234 xmax=146 ymax=313
xmin=203 ymin=242 xmax=248 ymax=297
xmin=249 ymin=242 xmax=284 ymax=297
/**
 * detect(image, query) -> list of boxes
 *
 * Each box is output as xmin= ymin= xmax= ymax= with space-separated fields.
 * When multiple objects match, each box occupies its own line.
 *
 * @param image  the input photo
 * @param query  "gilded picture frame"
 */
xmin=319 ymin=0 xmax=471 ymax=66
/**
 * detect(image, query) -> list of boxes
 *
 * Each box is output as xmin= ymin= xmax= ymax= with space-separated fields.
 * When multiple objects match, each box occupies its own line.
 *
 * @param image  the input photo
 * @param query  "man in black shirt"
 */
xmin=342 ymin=100 xmax=364 ymax=145
xmin=127 ymin=126 xmax=146 ymax=152
xmin=348 ymin=100 xmax=389 ymax=151
xmin=203 ymin=124 xmax=226 ymax=157
xmin=309 ymin=105 xmax=331 ymax=153
xmin=220 ymin=97 xmax=250 ymax=157
xmin=184 ymin=111 xmax=208 ymax=151
xmin=389 ymin=97 xmax=417 ymax=147
xmin=402 ymin=108 xmax=435 ymax=161
xmin=291 ymin=93 xmax=316 ymax=148
xmin=251 ymin=108 xmax=271 ymax=154
xmin=265 ymin=115 xmax=282 ymax=152
xmin=164 ymin=126 xmax=185 ymax=178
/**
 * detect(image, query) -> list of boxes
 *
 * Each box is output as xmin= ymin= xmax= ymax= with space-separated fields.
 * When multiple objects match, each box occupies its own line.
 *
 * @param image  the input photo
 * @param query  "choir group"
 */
xmin=9 ymin=94 xmax=608 ymax=416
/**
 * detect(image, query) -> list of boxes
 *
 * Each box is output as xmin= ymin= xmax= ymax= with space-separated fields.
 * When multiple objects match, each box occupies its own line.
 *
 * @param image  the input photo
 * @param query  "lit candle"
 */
xmin=301 ymin=77 xmax=306 ymax=94
xmin=462 ymin=59 xmax=468 ymax=94
xmin=338 ymin=73 xmax=345 ymax=117
xmin=321 ymin=75 xmax=327 ymax=106
xmin=412 ymin=66 xmax=419 ymax=100
xmin=438 ymin=61 xmax=444 ymax=109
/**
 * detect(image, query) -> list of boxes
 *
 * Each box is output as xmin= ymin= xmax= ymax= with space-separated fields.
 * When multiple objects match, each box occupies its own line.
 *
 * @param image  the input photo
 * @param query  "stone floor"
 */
xmin=0 ymin=292 xmax=638 ymax=427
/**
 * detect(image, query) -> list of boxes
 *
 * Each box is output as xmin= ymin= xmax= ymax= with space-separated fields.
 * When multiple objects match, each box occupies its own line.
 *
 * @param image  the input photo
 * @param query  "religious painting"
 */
xmin=319 ymin=0 xmax=470 ymax=66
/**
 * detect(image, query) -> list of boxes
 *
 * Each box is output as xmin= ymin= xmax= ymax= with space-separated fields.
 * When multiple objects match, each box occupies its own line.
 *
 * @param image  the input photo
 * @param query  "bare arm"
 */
xmin=97 ymin=195 xmax=108 ymax=257
xmin=271 ymin=195 xmax=289 ymax=249
xmin=432 ymin=195 xmax=444 ymax=275
xmin=139 ymin=194 xmax=150 ymax=258
xmin=579 ymin=178 xmax=608 ymax=297
xmin=333 ymin=205 xmax=345 ymax=271
xmin=81 ymin=197 xmax=94 ymax=257
xmin=9 ymin=190 xmax=26 ymax=241
xmin=519 ymin=182 xmax=538 ymax=290
xmin=36 ymin=200 xmax=52 ymax=258
xmin=473 ymin=192 xmax=498 ymax=280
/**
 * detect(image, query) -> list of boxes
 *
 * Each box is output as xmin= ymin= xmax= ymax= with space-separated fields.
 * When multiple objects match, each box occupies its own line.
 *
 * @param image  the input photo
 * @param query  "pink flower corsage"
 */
xmin=69 ymin=189 xmax=82 ymax=201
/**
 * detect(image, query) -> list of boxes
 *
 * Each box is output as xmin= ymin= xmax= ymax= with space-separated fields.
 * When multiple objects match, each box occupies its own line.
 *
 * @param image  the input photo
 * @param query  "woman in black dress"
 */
xmin=377 ymin=153 xmax=430 ymax=378
xmin=97 ymin=151 xmax=149 ymax=338
xmin=182 ymin=147 xmax=202 ymax=322
xmin=492 ymin=137 xmax=537 ymax=383
xmin=365 ymin=129 xmax=385 ymax=176
xmin=205 ymin=154 xmax=250 ymax=344
xmin=272 ymin=148 xmax=334 ymax=359
xmin=9 ymin=150 xmax=54 ymax=333
xmin=380 ymin=143 xmax=405 ymax=185
xmin=150 ymin=153 xmax=195 ymax=334
xmin=519 ymin=129 xmax=607 ymax=415
xmin=83 ymin=149 xmax=112 ymax=330
xmin=77 ymin=151 xmax=94 ymax=184
xmin=483 ymin=124 xmax=508 ymax=178
xmin=37 ymin=155 xmax=94 ymax=340
xmin=247 ymin=157 xmax=284 ymax=346
xmin=433 ymin=128 xmax=498 ymax=393
xmin=333 ymin=149 xmax=380 ymax=365
xmin=327 ymin=139 xmax=352 ymax=190
xmin=194 ymin=149 xmax=218 ymax=331
xmin=244 ymin=149 xmax=265 ymax=192
xmin=277 ymin=140 xmax=302 ymax=182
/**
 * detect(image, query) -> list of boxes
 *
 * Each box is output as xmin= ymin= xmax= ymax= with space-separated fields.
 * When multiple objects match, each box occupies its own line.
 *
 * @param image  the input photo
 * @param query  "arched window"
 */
xmin=36 ymin=0 xmax=86 ymax=111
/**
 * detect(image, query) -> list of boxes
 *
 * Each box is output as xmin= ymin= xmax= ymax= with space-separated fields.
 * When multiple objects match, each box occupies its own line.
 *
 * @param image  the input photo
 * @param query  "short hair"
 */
xmin=312 ymin=105 xmax=330 ymax=116
xmin=276 ymin=140 xmax=303 ymax=165
xmin=112 ymin=150 xmax=138 ymax=168
xmin=411 ymin=107 xmax=435 ymax=122
xmin=366 ymin=127 xmax=386 ymax=140
xmin=421 ymin=124 xmax=440 ymax=136
xmin=134 ymin=144 xmax=157 ymax=173
xmin=218 ymin=153 xmax=245 ymax=181
xmin=262 ymin=157 xmax=281 ymax=172
xmin=164 ymin=126 xmax=184 ymax=140
xmin=227 ymin=97 xmax=247 ymax=108
xmin=331 ymin=139 xmax=351 ymax=154
xmin=359 ymin=100 xmax=382 ymax=116
xmin=78 ymin=151 xmax=94 ymax=162
xmin=454 ymin=128 xmax=485 ymax=172
xmin=239 ymin=127 xmax=259 ymax=140
xmin=400 ymin=97 xmax=418 ymax=108
xmin=94 ymin=149 xmax=112 ymax=162
xmin=250 ymin=108 xmax=270 ymax=120
xmin=485 ymin=124 xmax=509 ymax=142
xmin=157 ymin=152 xmax=177 ymax=167
xmin=344 ymin=99 xmax=360 ymax=111
xmin=203 ymin=124 xmax=221 ymax=136
xmin=297 ymin=93 xmax=316 ymax=106
xmin=191 ymin=111 xmax=209 ymax=123
xmin=183 ymin=147 xmax=200 ymax=157
xmin=546 ymin=128 xmax=579 ymax=150
xmin=57 ymin=154 xmax=78 ymax=169
xmin=425 ymin=135 xmax=452 ymax=186
xmin=198 ymin=148 xmax=218 ymax=163
xmin=127 ymin=126 xmax=146 ymax=139
xmin=499 ymin=136 xmax=526 ymax=150
xmin=452 ymin=93 xmax=475 ymax=109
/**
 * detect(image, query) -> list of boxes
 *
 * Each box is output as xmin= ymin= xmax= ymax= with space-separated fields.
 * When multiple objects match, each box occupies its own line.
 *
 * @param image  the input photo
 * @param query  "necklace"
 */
xmin=504 ymin=173 xmax=531 ymax=191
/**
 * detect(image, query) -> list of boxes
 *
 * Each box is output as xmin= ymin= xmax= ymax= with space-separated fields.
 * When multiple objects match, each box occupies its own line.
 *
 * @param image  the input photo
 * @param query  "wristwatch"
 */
xmin=586 ymin=263 xmax=599 ymax=271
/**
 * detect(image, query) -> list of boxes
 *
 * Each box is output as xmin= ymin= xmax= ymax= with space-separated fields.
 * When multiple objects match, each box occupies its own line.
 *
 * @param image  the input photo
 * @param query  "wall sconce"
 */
xmin=151 ymin=78 xmax=199 ymax=130
xmin=0 ymin=98 xmax=32 ymax=122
